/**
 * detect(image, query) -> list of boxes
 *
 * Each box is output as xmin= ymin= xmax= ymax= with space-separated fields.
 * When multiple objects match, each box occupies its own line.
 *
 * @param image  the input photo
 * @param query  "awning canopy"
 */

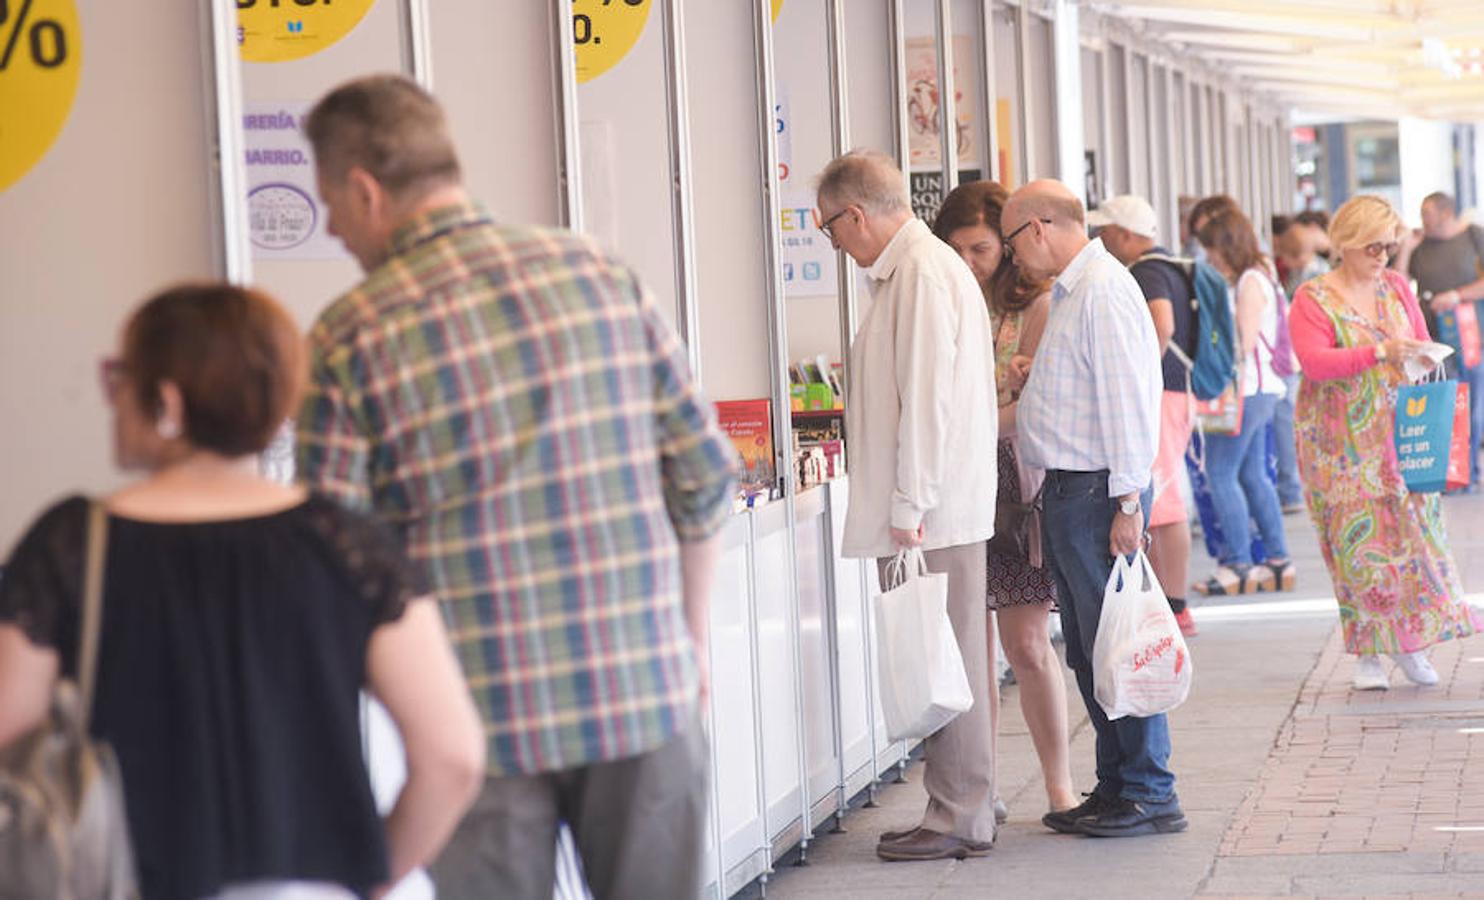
xmin=1094 ymin=0 xmax=1484 ymax=120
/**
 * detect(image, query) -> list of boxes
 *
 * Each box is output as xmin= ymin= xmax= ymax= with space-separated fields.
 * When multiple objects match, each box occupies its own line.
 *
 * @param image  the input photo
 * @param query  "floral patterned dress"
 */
xmin=1293 ymin=275 xmax=1482 ymax=655
xmin=987 ymin=308 xmax=1057 ymax=609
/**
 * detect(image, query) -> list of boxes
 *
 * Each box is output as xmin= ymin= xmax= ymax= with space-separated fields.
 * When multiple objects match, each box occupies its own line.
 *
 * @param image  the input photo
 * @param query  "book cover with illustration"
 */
xmin=716 ymin=399 xmax=776 ymax=493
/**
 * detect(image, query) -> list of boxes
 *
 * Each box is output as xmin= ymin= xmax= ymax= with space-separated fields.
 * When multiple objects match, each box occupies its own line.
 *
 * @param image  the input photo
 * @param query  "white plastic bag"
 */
xmin=873 ymin=547 xmax=974 ymax=742
xmin=1092 ymin=551 xmax=1193 ymax=720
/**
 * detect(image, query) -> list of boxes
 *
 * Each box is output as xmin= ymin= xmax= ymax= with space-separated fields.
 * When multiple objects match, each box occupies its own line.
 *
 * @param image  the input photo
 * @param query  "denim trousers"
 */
xmin=1460 ymin=360 xmax=1484 ymax=485
xmin=1272 ymin=374 xmax=1303 ymax=506
xmin=1041 ymin=469 xmax=1176 ymax=804
xmin=1203 ymin=392 xmax=1288 ymax=566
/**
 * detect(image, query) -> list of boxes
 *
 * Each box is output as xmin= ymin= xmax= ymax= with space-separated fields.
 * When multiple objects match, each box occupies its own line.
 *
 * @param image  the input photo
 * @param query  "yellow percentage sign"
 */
xmin=0 ymin=0 xmax=81 ymax=192
xmin=573 ymin=0 xmax=651 ymax=84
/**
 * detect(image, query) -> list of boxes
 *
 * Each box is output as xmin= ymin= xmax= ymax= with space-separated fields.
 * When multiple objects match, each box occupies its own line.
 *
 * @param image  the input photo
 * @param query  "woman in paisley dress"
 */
xmin=933 ymin=181 xmax=1076 ymax=815
xmin=1289 ymin=195 xmax=1482 ymax=691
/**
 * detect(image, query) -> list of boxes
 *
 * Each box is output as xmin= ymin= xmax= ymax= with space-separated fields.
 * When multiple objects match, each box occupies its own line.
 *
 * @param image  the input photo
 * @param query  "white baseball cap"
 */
xmin=1087 ymin=195 xmax=1159 ymax=239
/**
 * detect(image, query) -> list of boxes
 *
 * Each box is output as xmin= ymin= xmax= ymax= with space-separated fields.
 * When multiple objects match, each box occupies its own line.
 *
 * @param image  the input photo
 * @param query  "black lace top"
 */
xmin=0 ymin=494 xmax=427 ymax=900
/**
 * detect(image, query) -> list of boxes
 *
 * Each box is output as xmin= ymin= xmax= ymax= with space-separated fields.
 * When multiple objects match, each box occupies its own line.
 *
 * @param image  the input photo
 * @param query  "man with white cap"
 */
xmin=1090 ymin=195 xmax=1199 ymax=639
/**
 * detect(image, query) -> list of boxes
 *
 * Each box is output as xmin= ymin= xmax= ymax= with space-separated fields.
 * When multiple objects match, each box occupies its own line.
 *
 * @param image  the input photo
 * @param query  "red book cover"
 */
xmin=715 ymin=399 xmax=775 ymax=491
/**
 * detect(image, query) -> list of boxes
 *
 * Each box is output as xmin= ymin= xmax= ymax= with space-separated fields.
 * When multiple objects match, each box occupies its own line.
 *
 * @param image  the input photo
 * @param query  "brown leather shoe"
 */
xmin=878 ymin=826 xmax=920 ymax=844
xmin=875 ymin=828 xmax=993 ymax=862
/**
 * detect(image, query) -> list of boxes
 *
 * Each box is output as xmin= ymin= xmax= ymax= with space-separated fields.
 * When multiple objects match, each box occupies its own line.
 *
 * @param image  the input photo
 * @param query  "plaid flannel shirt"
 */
xmin=296 ymin=203 xmax=738 ymax=776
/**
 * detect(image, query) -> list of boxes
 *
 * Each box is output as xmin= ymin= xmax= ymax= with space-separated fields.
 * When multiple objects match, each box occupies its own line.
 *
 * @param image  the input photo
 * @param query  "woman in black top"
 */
xmin=0 ymin=284 xmax=484 ymax=900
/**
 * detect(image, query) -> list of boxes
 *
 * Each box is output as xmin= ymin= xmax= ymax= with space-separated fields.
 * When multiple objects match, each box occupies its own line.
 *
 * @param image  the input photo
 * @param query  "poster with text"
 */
xmin=243 ymin=102 xmax=346 ymax=261
xmin=906 ymin=36 xmax=980 ymax=173
xmin=780 ymin=190 xmax=838 ymax=298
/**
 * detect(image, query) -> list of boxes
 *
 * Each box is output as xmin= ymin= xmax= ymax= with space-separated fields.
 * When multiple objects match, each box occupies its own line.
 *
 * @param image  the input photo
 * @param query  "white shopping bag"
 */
xmin=873 ymin=547 xmax=974 ymax=742
xmin=1092 ymin=551 xmax=1193 ymax=720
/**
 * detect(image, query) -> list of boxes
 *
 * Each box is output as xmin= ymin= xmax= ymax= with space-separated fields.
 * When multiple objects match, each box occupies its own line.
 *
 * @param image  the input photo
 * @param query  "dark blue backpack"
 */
xmin=1138 ymin=253 xmax=1236 ymax=401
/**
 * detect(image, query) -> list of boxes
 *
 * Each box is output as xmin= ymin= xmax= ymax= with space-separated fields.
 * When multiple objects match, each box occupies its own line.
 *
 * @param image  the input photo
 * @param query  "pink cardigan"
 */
xmin=1288 ymin=269 xmax=1429 ymax=382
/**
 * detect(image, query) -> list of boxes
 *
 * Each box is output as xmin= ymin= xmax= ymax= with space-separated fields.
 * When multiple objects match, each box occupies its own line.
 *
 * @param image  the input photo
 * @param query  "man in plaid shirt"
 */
xmin=296 ymin=75 xmax=737 ymax=899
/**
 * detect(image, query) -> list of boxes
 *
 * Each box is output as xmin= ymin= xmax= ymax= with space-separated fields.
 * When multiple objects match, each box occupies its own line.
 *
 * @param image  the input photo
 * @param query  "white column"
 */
xmin=1051 ymin=0 xmax=1084 ymax=201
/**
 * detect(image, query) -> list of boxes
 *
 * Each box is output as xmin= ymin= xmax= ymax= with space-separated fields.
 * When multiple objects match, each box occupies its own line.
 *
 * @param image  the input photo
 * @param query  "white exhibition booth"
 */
xmin=0 ymin=1 xmax=1293 ymax=897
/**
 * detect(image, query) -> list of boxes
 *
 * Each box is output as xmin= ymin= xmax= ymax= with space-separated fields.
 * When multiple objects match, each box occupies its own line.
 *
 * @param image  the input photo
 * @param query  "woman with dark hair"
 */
xmin=1193 ymin=209 xmax=1295 ymax=595
xmin=932 ymin=181 xmax=1076 ymax=817
xmin=0 ymin=284 xmax=485 ymax=899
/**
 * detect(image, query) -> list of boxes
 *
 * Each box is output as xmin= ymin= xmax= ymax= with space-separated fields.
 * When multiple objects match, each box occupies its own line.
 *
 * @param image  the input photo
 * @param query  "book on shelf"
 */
xmin=714 ymin=398 xmax=775 ymax=497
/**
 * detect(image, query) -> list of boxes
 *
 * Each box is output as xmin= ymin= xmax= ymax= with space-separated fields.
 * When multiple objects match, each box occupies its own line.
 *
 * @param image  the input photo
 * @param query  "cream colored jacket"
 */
xmin=840 ymin=218 xmax=999 ymax=559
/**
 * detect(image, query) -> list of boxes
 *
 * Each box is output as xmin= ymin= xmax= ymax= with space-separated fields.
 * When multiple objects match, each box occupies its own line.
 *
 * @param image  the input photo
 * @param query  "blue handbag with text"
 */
xmin=1394 ymin=379 xmax=1465 ymax=493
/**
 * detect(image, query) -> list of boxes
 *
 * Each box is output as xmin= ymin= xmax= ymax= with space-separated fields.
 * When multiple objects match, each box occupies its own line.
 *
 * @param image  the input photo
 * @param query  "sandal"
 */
xmin=1193 ymin=563 xmax=1258 ymax=596
xmin=1254 ymin=558 xmax=1296 ymax=592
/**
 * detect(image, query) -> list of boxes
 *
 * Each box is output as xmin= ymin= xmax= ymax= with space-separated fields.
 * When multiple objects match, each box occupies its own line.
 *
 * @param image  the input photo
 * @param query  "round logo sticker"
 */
xmin=237 ymin=0 xmax=373 ymax=64
xmin=248 ymin=182 xmax=317 ymax=250
xmin=0 ymin=0 xmax=82 ymax=193
xmin=573 ymin=0 xmax=651 ymax=85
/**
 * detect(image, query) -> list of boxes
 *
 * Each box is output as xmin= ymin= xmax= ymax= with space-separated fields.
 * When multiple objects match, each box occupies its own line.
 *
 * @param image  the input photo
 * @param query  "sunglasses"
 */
xmin=1360 ymin=241 xmax=1400 ymax=259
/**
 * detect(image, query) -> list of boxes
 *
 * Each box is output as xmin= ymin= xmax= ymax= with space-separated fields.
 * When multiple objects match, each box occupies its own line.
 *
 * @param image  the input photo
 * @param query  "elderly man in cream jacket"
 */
xmin=816 ymin=150 xmax=999 ymax=862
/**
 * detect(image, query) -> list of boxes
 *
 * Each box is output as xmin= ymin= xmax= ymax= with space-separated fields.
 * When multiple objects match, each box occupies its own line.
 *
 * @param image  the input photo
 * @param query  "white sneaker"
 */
xmin=1353 ymin=655 xmax=1389 ymax=691
xmin=1391 ymin=651 xmax=1440 ymax=686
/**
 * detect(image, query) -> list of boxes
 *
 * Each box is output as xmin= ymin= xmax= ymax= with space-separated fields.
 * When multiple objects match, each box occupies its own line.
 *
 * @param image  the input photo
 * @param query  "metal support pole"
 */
xmin=661 ymin=0 xmax=703 ymax=380
xmin=823 ymin=0 xmax=855 ymax=833
xmin=934 ymin=0 xmax=959 ymax=198
xmin=979 ymin=0 xmax=998 ymax=183
xmin=401 ymin=0 xmax=433 ymax=89
xmin=204 ymin=0 xmax=250 ymax=286
xmin=552 ymin=0 xmax=585 ymax=231
xmin=752 ymin=0 xmax=812 ymax=866
xmin=1014 ymin=1 xmax=1034 ymax=182
xmin=888 ymin=0 xmax=910 ymax=176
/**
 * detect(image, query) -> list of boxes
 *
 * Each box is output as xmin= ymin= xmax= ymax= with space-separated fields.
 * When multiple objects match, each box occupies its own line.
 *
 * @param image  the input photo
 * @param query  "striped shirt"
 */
xmin=1016 ymin=237 xmax=1162 ymax=498
xmin=296 ymin=202 xmax=738 ymax=776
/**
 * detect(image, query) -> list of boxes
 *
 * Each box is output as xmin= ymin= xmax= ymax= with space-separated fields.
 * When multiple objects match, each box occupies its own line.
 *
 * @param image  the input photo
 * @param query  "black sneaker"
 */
xmin=1041 ymin=792 xmax=1117 ymax=834
xmin=1077 ymin=796 xmax=1188 ymax=837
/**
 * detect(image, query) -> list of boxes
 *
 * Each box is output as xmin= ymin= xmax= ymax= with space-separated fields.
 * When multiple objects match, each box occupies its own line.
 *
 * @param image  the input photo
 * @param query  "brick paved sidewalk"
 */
xmin=1206 ymin=625 xmax=1484 ymax=896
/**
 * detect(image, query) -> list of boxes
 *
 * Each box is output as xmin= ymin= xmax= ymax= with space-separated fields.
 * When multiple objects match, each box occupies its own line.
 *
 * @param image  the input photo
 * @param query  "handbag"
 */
xmin=987 ymin=492 xmax=1031 ymax=559
xmin=873 ymin=547 xmax=974 ymax=742
xmin=1395 ymin=373 xmax=1470 ymax=494
xmin=0 ymin=502 xmax=138 ymax=900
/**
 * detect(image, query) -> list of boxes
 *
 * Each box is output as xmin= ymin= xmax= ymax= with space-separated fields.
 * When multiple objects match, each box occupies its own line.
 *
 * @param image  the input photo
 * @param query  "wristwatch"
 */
xmin=1374 ymin=343 xmax=1387 ymax=363
xmin=1117 ymin=496 xmax=1141 ymax=517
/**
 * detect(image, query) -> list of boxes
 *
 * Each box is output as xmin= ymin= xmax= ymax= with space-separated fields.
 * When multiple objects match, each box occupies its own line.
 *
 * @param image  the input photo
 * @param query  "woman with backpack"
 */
xmin=1192 ymin=208 xmax=1296 ymax=596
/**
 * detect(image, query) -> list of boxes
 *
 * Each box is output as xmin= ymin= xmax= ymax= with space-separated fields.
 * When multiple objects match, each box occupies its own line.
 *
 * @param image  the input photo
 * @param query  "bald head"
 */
xmin=1002 ymin=180 xmax=1089 ymax=280
xmin=1003 ymin=179 xmax=1086 ymax=230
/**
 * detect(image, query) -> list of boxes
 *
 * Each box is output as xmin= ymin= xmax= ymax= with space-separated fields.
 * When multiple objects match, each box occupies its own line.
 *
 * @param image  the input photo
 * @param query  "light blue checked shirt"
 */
xmin=1017 ymin=238 xmax=1162 ymax=498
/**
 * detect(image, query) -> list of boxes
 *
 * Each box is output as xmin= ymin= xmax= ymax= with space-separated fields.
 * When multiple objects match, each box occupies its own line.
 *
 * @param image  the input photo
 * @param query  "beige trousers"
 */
xmin=878 ymin=540 xmax=997 ymax=842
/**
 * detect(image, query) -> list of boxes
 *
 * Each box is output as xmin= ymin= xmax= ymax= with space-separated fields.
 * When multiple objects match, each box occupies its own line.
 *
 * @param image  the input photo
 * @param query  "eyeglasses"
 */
xmin=819 ymin=206 xmax=854 ymax=241
xmin=1360 ymin=241 xmax=1400 ymax=260
xmin=99 ymin=358 xmax=127 ymax=400
xmin=1003 ymin=218 xmax=1052 ymax=259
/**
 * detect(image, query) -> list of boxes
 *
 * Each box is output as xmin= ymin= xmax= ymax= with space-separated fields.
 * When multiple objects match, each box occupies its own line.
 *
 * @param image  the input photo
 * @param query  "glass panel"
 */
xmin=576 ymin=4 xmax=682 ymax=328
xmin=1082 ymin=46 xmax=1104 ymax=205
xmin=1026 ymin=12 xmax=1057 ymax=180
xmin=992 ymin=2 xmax=1024 ymax=187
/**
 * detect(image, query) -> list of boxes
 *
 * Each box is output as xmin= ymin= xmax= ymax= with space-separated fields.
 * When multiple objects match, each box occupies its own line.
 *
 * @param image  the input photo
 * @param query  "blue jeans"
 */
xmin=1041 ymin=469 xmax=1177 ymax=805
xmin=1272 ymin=375 xmax=1302 ymax=506
xmin=1204 ymin=392 xmax=1288 ymax=566
xmin=1462 ymin=361 xmax=1484 ymax=485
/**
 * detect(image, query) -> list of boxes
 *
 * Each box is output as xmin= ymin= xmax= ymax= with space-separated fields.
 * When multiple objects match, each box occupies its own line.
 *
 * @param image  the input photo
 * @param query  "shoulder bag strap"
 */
xmin=79 ymin=501 xmax=108 ymax=724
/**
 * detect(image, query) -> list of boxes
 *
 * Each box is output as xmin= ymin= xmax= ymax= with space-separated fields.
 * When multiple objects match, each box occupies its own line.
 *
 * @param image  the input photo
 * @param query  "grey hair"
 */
xmin=815 ymin=150 xmax=911 ymax=216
